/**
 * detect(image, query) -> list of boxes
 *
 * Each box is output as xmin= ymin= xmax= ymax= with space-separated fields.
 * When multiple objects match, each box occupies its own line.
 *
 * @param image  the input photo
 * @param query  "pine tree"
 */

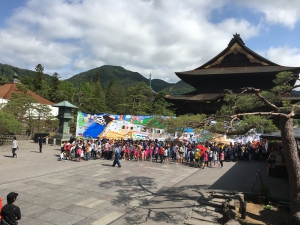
xmin=93 ymin=73 xmax=106 ymax=113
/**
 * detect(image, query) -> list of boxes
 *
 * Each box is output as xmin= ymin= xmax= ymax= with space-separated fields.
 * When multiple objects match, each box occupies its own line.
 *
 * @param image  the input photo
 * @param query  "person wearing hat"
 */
xmin=1 ymin=192 xmax=21 ymax=225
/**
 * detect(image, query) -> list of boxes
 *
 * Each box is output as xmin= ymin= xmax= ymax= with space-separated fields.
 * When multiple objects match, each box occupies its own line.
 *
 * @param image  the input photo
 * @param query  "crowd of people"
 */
xmin=60 ymin=137 xmax=270 ymax=169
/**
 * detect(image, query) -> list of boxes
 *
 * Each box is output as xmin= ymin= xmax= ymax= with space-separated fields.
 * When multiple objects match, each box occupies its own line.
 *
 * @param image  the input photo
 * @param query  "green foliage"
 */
xmin=0 ymin=111 xmax=22 ymax=134
xmin=272 ymin=71 xmax=296 ymax=85
xmin=93 ymin=73 xmax=106 ymax=113
xmin=259 ymin=186 xmax=270 ymax=197
xmin=33 ymin=64 xmax=45 ymax=92
xmin=163 ymin=80 xmax=195 ymax=95
xmin=2 ymin=84 xmax=57 ymax=136
xmin=146 ymin=114 xmax=206 ymax=137
xmin=123 ymin=82 xmax=155 ymax=115
xmin=0 ymin=75 xmax=8 ymax=85
xmin=0 ymin=63 xmax=52 ymax=84
xmin=59 ymin=81 xmax=77 ymax=103
xmin=105 ymin=76 xmax=125 ymax=113
xmin=150 ymin=91 xmax=171 ymax=115
xmin=49 ymin=72 xmax=63 ymax=103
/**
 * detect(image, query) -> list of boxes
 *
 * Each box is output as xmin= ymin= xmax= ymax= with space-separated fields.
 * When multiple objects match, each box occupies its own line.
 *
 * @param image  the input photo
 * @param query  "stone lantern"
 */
xmin=52 ymin=101 xmax=78 ymax=144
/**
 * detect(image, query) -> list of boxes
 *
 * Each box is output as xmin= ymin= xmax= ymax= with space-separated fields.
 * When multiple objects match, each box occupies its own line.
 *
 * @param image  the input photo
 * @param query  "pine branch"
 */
xmin=240 ymin=87 xmax=280 ymax=111
xmin=279 ymin=84 xmax=300 ymax=95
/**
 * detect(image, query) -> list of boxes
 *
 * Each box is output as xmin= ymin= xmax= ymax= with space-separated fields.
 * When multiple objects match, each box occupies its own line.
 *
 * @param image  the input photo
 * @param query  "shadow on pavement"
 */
xmin=99 ymin=176 xmax=208 ymax=224
xmin=208 ymin=161 xmax=289 ymax=200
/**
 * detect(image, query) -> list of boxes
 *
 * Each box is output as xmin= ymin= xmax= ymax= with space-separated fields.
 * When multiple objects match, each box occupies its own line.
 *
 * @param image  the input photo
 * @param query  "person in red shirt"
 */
xmin=159 ymin=146 xmax=164 ymax=163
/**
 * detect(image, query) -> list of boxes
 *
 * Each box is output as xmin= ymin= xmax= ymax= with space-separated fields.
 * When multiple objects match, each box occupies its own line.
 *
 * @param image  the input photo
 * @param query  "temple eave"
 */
xmin=176 ymin=66 xmax=300 ymax=76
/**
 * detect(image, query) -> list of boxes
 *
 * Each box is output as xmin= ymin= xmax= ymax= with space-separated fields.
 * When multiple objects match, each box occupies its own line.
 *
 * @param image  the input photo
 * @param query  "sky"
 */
xmin=0 ymin=0 xmax=300 ymax=83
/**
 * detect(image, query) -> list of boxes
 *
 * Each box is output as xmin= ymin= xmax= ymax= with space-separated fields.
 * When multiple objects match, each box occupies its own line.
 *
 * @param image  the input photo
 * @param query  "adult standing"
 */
xmin=112 ymin=144 xmax=121 ymax=167
xmin=11 ymin=137 xmax=18 ymax=158
xmin=1 ymin=192 xmax=21 ymax=225
xmin=38 ymin=136 xmax=43 ymax=153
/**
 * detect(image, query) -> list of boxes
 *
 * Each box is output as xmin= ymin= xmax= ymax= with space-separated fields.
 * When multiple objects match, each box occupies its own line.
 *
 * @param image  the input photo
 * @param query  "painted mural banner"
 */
xmin=76 ymin=111 xmax=173 ymax=140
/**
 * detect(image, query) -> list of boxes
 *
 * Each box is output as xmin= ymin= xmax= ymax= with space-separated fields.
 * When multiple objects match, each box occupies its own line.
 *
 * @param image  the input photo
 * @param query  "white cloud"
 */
xmin=266 ymin=46 xmax=300 ymax=67
xmin=238 ymin=0 xmax=300 ymax=29
xmin=0 ymin=0 xmax=290 ymax=83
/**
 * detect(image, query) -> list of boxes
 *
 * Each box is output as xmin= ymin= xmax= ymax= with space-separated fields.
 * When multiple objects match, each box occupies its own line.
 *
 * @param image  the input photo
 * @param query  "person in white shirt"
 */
xmin=11 ymin=137 xmax=18 ymax=158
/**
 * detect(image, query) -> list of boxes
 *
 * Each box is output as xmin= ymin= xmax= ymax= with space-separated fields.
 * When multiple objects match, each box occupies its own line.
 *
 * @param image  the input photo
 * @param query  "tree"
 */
xmin=0 ymin=75 xmax=8 ymax=85
xmin=49 ymin=72 xmax=65 ymax=103
xmin=121 ymin=82 xmax=154 ymax=115
xmin=0 ymin=111 xmax=22 ymax=134
xmin=2 ymin=84 xmax=56 ymax=137
xmin=93 ymin=73 xmax=106 ymax=113
xmin=150 ymin=91 xmax=172 ymax=115
xmin=59 ymin=80 xmax=77 ymax=103
xmin=34 ymin=64 xmax=44 ymax=91
xmin=33 ymin=64 xmax=49 ymax=98
xmin=146 ymin=114 xmax=206 ymax=138
xmin=77 ymin=82 xmax=95 ymax=113
xmin=209 ymin=71 xmax=300 ymax=224
xmin=105 ymin=76 xmax=126 ymax=114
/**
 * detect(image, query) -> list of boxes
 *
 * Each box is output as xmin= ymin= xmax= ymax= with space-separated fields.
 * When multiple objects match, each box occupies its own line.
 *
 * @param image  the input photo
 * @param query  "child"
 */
xmin=164 ymin=147 xmax=168 ymax=163
xmin=213 ymin=151 xmax=221 ymax=167
xmin=204 ymin=150 xmax=209 ymax=169
xmin=60 ymin=152 xmax=66 ymax=161
xmin=154 ymin=145 xmax=159 ymax=162
xmin=189 ymin=150 xmax=194 ymax=167
xmin=176 ymin=149 xmax=180 ymax=164
xmin=220 ymin=150 xmax=225 ymax=168
xmin=208 ymin=148 xmax=213 ymax=167
xmin=194 ymin=149 xmax=200 ymax=168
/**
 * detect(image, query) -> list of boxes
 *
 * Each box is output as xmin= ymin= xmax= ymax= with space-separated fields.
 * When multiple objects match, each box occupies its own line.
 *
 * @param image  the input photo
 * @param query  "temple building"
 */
xmin=0 ymin=73 xmax=58 ymax=116
xmin=165 ymin=34 xmax=300 ymax=115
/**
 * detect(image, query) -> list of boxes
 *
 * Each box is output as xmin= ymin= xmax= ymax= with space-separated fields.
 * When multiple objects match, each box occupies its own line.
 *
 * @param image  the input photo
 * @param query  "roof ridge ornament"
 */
xmin=229 ymin=33 xmax=245 ymax=45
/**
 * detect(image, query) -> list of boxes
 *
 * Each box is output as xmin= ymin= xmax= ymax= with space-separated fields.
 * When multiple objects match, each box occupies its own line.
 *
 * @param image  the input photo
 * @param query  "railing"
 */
xmin=251 ymin=170 xmax=264 ymax=192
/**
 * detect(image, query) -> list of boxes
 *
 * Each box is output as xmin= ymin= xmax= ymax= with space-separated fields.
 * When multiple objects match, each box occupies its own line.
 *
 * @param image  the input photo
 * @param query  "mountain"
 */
xmin=0 ymin=63 xmax=195 ymax=94
xmin=66 ymin=65 xmax=195 ymax=94
xmin=0 ymin=63 xmax=52 ymax=82
xmin=163 ymin=80 xmax=195 ymax=95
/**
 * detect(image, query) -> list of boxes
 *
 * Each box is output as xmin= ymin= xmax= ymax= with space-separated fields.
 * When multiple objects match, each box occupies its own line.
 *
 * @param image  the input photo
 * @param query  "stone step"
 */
xmin=212 ymin=193 xmax=235 ymax=199
xmin=184 ymin=219 xmax=220 ymax=225
xmin=193 ymin=208 xmax=222 ymax=218
xmin=199 ymin=199 xmax=222 ymax=208
xmin=204 ymin=205 xmax=222 ymax=213
xmin=191 ymin=212 xmax=222 ymax=223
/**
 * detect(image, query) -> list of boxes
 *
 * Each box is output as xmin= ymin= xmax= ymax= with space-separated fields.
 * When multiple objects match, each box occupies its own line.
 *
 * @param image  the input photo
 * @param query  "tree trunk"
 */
xmin=279 ymin=116 xmax=300 ymax=224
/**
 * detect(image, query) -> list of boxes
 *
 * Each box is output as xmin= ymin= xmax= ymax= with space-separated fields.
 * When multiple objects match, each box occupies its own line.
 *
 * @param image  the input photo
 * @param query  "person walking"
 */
xmin=11 ymin=137 xmax=18 ymax=158
xmin=1 ymin=192 xmax=21 ymax=225
xmin=112 ymin=143 xmax=121 ymax=167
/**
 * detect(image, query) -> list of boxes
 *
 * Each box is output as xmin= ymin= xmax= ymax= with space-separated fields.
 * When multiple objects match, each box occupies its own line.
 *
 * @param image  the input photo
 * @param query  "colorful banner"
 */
xmin=76 ymin=111 xmax=173 ymax=140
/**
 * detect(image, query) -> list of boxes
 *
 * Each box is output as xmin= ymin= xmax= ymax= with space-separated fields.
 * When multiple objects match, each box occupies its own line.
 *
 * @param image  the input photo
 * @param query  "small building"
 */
xmin=0 ymin=74 xmax=58 ymax=116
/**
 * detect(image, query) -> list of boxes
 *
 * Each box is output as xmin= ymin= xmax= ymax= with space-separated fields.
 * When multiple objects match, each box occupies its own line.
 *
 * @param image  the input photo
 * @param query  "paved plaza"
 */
xmin=0 ymin=141 xmax=289 ymax=225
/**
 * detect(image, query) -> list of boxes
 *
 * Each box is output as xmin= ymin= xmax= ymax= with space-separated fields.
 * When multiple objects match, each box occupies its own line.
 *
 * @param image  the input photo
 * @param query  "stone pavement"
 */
xmin=0 ymin=141 xmax=290 ymax=225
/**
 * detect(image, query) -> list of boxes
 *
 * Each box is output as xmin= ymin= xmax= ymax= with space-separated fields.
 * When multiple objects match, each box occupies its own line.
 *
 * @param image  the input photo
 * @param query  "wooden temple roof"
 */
xmin=175 ymin=34 xmax=300 ymax=89
xmin=177 ymin=66 xmax=300 ymax=76
xmin=197 ymin=33 xmax=278 ymax=69
xmin=166 ymin=34 xmax=300 ymax=115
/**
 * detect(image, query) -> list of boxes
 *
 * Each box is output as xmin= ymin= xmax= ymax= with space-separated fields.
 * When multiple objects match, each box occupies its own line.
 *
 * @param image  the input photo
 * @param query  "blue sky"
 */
xmin=0 ymin=0 xmax=300 ymax=82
